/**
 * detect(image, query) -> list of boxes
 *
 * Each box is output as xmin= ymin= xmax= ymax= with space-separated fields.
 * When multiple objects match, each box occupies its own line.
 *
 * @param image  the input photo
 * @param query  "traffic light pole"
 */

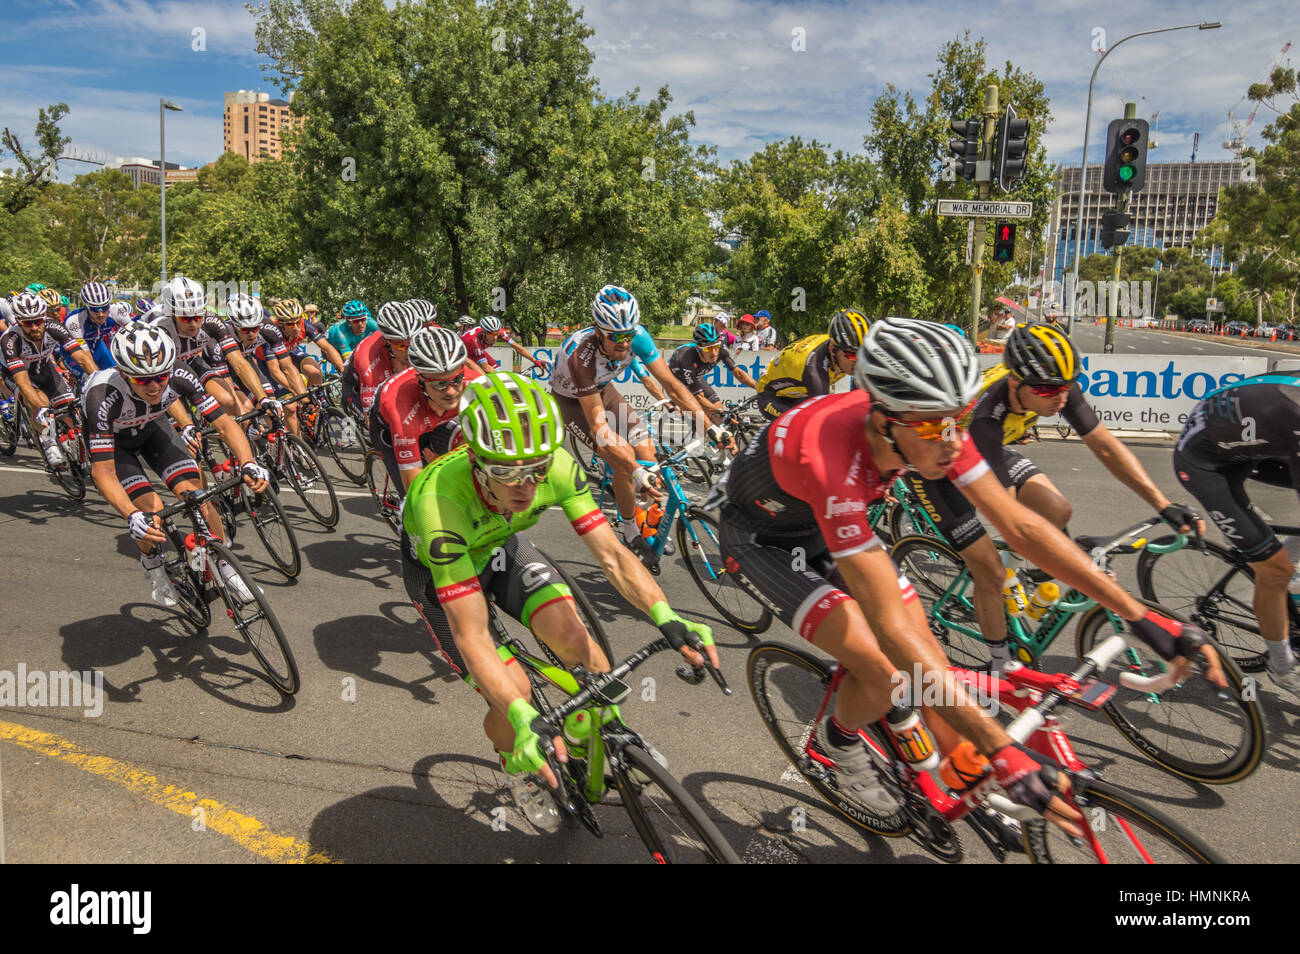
xmin=967 ymin=84 xmax=998 ymax=340
xmin=1104 ymin=101 xmax=1137 ymax=354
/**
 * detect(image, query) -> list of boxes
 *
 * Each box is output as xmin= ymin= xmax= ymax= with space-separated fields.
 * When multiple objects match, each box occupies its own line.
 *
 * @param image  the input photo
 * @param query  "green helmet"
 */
xmin=25 ymin=283 xmax=46 ymax=293
xmin=458 ymin=372 xmax=564 ymax=461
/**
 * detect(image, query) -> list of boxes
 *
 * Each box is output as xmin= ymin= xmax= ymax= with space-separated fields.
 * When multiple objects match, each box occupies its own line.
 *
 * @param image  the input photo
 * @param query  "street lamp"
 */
xmin=160 ymin=98 xmax=183 ymax=283
xmin=1066 ymin=22 xmax=1221 ymax=336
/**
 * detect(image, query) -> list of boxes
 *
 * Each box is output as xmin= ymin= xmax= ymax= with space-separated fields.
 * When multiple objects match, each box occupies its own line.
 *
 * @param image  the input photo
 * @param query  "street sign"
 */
xmin=937 ymin=199 xmax=1033 ymax=218
xmin=1206 ymin=298 xmax=1224 ymax=312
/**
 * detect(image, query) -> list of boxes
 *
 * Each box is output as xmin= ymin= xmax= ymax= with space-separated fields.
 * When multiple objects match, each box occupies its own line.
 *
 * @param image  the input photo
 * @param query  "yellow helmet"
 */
xmin=37 ymin=288 xmax=62 ymax=308
xmin=1004 ymin=322 xmax=1079 ymax=387
xmin=273 ymin=298 xmax=303 ymax=322
xmin=827 ymin=308 xmax=871 ymax=352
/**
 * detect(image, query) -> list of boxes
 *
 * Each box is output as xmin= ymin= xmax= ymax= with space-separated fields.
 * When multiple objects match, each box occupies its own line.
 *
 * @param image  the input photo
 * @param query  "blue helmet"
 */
xmin=342 ymin=299 xmax=370 ymax=319
xmin=692 ymin=322 xmax=720 ymax=347
xmin=133 ymin=297 xmax=155 ymax=316
xmin=591 ymin=285 xmax=640 ymax=333
xmin=943 ymin=323 xmax=969 ymax=339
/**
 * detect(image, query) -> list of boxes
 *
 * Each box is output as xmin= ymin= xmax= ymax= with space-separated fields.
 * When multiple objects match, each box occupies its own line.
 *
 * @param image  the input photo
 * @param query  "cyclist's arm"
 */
xmin=265 ymin=353 xmax=298 ymax=394
xmin=633 ymin=362 xmax=667 ymax=403
xmin=316 ymin=338 xmax=346 ymax=371
xmin=644 ymin=355 xmax=709 ymax=430
xmin=721 ymin=349 xmax=757 ymax=390
xmin=508 ymin=340 xmax=542 ymax=367
xmin=1080 ymin=423 xmax=1179 ymax=516
xmin=227 ymin=350 xmax=270 ymax=400
xmin=89 ymin=457 xmax=138 ymax=520
xmin=69 ymin=345 xmax=97 ymax=376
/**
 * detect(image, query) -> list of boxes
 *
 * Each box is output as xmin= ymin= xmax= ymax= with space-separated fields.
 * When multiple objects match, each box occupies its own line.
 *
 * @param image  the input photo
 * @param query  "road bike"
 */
xmin=364 ymin=448 xmax=403 ymax=535
xmin=748 ymin=632 xmax=1225 ymax=863
xmin=8 ymin=398 xmax=90 ymax=498
xmin=891 ymin=517 xmax=1265 ymax=784
xmin=243 ymin=398 xmax=340 ymax=529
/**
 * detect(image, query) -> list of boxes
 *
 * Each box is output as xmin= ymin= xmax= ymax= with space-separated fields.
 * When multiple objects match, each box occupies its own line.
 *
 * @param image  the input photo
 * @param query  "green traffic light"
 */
xmin=1119 ymin=166 xmax=1135 ymax=181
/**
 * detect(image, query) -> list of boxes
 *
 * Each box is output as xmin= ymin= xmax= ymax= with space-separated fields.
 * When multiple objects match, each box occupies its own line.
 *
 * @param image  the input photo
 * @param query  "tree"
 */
xmin=1 ymin=103 xmax=70 ymax=214
xmin=41 ymin=169 xmax=158 ymax=286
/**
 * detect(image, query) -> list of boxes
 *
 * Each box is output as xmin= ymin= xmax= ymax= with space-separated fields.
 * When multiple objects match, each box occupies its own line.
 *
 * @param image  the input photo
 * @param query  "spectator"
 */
xmin=735 ymin=314 xmax=761 ymax=351
xmin=305 ymin=303 xmax=320 ymax=324
xmin=754 ymin=310 xmax=778 ymax=349
xmin=990 ymin=307 xmax=1015 ymax=343
xmin=712 ymin=311 xmax=737 ymax=347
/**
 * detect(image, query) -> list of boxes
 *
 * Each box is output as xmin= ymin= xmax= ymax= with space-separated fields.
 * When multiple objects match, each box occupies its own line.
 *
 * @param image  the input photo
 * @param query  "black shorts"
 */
xmin=112 ymin=421 xmax=201 ymax=501
xmin=400 ymin=532 xmax=573 ymax=679
xmin=1174 ymin=434 xmax=1289 ymax=561
xmin=24 ymin=362 xmax=76 ymax=410
xmin=907 ymin=448 xmax=1039 ymax=551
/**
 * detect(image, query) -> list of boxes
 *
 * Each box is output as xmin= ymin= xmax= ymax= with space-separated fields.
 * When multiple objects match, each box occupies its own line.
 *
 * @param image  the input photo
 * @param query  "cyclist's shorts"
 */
xmin=1174 ymin=433 xmax=1289 ymax=562
xmin=113 ymin=421 xmax=200 ymax=501
xmin=553 ymin=386 xmax=649 ymax=456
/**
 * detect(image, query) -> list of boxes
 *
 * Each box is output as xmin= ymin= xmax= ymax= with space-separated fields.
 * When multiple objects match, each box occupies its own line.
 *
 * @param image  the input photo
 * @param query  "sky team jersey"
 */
xmin=1 ymin=323 xmax=85 ymax=376
xmin=756 ymin=334 xmax=842 ymax=400
xmin=403 ymin=444 xmax=605 ymax=603
xmin=81 ymin=366 xmax=224 ymax=461
xmin=726 ymin=391 xmax=989 ymax=559
xmin=373 ymin=364 xmax=483 ymax=471
xmin=461 ymin=327 xmax=511 ymax=369
xmin=1178 ymin=374 xmax=1300 ymax=484
xmin=668 ymin=342 xmax=738 ymax=394
xmin=549 ymin=325 xmax=659 ymax=399
xmin=327 ymin=316 xmax=377 ymax=357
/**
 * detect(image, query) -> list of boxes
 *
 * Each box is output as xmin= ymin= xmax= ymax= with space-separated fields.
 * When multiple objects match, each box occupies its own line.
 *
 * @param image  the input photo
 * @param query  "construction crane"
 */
xmin=1224 ymin=41 xmax=1293 ymax=157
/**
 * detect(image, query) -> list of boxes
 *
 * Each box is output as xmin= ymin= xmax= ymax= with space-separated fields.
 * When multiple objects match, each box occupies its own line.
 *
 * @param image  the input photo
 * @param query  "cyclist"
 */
xmin=82 ymin=323 xmax=269 ymax=607
xmin=667 ymin=321 xmax=758 ymax=422
xmin=132 ymin=297 xmax=155 ymax=320
xmin=1174 ymin=372 xmax=1300 ymax=697
xmin=340 ymin=300 xmax=423 ymax=418
xmin=369 ymin=326 xmax=481 ymax=494
xmin=406 ymin=298 xmax=441 ymax=331
xmin=62 ymin=281 xmax=121 ymax=384
xmin=1 ymin=291 xmax=98 ymax=467
xmin=401 ymin=372 xmax=718 ymax=829
xmin=327 ymin=300 xmax=377 ymax=362
xmin=754 ymin=308 xmax=870 ymax=421
xmin=901 ymin=321 xmax=1203 ymax=673
xmin=223 ymin=294 xmax=299 ymax=431
xmin=718 ymin=316 xmax=1219 ymax=826
xmin=462 ymin=315 xmax=550 ymax=376
xmin=271 ymin=297 xmax=345 ymax=390
xmin=549 ymin=285 xmax=720 ymax=568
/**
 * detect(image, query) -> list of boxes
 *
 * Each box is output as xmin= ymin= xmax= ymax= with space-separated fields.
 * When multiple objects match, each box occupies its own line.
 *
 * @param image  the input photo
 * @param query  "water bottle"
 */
xmin=638 ymin=503 xmax=664 ymax=543
xmin=1024 ymin=581 xmax=1062 ymax=622
xmin=939 ymin=741 xmax=990 ymax=792
xmin=1002 ymin=568 xmax=1029 ymax=619
xmin=885 ymin=706 xmax=940 ymax=772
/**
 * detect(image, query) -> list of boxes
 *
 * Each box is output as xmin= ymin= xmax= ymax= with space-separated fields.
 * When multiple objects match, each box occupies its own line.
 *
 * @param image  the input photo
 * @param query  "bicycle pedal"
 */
xmin=1062 ymin=676 xmax=1116 ymax=711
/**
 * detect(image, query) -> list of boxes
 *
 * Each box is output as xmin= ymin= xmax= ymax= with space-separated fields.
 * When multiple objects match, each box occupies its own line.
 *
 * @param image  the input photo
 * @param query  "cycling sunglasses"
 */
xmin=420 ymin=371 xmax=466 ymax=392
xmin=87 ymin=305 xmax=110 ymax=313
xmin=698 ymin=344 xmax=720 ymax=356
xmin=601 ymin=330 xmax=635 ymax=343
xmin=389 ymin=339 xmax=410 ymax=351
xmin=19 ymin=318 xmax=46 ymax=327
xmin=882 ymin=400 xmax=975 ymax=441
xmin=129 ymin=373 xmax=171 ymax=386
xmin=1024 ymin=382 xmax=1071 ymax=398
xmin=477 ymin=456 xmax=553 ymax=486
xmin=175 ymin=314 xmax=204 ymax=323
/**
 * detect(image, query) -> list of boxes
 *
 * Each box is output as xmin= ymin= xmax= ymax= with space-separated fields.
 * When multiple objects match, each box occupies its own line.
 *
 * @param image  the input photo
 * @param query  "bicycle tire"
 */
xmin=0 ymin=405 xmax=16 ymax=456
xmin=207 ymin=539 xmax=299 ymax=694
xmin=1074 ymin=605 xmax=1265 ymax=785
xmin=198 ymin=459 xmax=240 ymax=546
xmin=320 ymin=406 xmax=367 ymax=485
xmin=890 ymin=535 xmax=998 ymax=671
xmin=677 ymin=506 xmax=772 ymax=634
xmin=567 ymin=431 xmax=605 ymax=483
xmin=364 ymin=450 xmax=403 ymax=535
xmin=238 ymin=483 xmax=301 ymax=578
xmin=887 ymin=496 xmax=941 ymax=543
xmin=1055 ymin=423 xmax=1073 ymax=439
xmin=747 ymin=643 xmax=907 ymax=837
xmin=611 ymin=744 xmax=740 ymax=863
xmin=284 ymin=433 xmax=340 ymax=528
xmin=160 ymin=532 xmax=212 ymax=629
xmin=1021 ymin=774 xmax=1224 ymax=863
xmin=1136 ymin=536 xmax=1267 ymax=671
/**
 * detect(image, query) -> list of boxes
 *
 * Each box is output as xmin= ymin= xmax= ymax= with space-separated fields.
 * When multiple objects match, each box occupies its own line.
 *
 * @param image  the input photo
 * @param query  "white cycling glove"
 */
xmin=127 ymin=510 xmax=154 ymax=540
xmin=241 ymin=461 xmax=270 ymax=484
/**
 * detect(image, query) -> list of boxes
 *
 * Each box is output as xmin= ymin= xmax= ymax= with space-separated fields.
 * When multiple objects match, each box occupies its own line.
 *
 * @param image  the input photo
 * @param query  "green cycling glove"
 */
xmin=649 ymin=601 xmax=714 ymax=649
xmin=501 ymin=698 xmax=547 ymax=775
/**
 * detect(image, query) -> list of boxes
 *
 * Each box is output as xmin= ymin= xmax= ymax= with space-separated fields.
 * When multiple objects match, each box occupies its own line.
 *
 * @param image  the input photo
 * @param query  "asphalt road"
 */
xmin=2 ymin=418 xmax=1298 ymax=864
xmin=1066 ymin=320 xmax=1300 ymax=362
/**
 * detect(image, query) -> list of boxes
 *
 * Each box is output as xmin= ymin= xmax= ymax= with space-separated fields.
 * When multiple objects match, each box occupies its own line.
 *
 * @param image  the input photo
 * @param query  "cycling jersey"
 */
xmin=370 ymin=364 xmax=483 ymax=483
xmin=326 ymin=317 xmax=377 ymax=358
xmin=278 ymin=319 xmax=328 ymax=357
xmin=1 ymin=323 xmax=86 ymax=377
xmin=344 ymin=331 xmax=399 ymax=414
xmin=82 ymin=366 xmax=223 ymax=461
xmin=549 ymin=325 xmax=659 ymax=399
xmin=461 ymin=327 xmax=512 ymax=370
xmin=668 ymin=343 xmax=739 ymax=403
xmin=403 ymin=444 xmax=605 ymax=605
xmin=149 ymin=313 xmax=239 ymax=371
xmin=968 ymin=365 xmax=1100 ymax=488
xmin=63 ymin=310 xmax=119 ymax=375
xmin=755 ymin=335 xmax=843 ymax=415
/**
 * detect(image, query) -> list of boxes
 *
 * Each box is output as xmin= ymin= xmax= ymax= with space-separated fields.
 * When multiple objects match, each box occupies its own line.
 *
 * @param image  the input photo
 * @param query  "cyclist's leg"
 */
xmin=598 ymin=387 xmax=653 ymax=526
xmin=138 ymin=423 xmax=226 ymax=540
xmin=299 ymin=354 xmax=324 ymax=388
xmin=1007 ymin=449 xmax=1071 ymax=530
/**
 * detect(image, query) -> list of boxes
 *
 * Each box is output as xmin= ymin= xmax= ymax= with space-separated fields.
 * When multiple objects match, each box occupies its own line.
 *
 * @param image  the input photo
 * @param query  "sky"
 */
xmin=0 ymin=0 xmax=1296 ymax=179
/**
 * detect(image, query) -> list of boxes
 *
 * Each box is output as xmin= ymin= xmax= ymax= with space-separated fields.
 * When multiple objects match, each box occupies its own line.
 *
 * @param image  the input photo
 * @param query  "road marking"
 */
xmin=0 ymin=719 xmax=338 ymax=864
xmin=0 ymin=464 xmax=369 ymax=497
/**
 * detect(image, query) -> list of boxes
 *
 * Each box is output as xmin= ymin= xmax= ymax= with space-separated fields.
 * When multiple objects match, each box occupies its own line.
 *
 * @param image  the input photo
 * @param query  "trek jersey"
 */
xmin=668 ymin=343 xmax=740 ymax=393
xmin=967 ymin=364 xmax=1100 ymax=487
xmin=403 ymin=445 xmax=606 ymax=603
xmin=461 ymin=327 xmax=512 ymax=369
xmin=1177 ymin=374 xmax=1300 ymax=491
xmin=1 ymin=323 xmax=85 ymax=376
xmin=755 ymin=334 xmax=843 ymax=401
xmin=348 ymin=331 xmax=399 ymax=413
xmin=373 ymin=364 xmax=483 ymax=473
xmin=724 ymin=391 xmax=990 ymax=558
xmin=549 ymin=325 xmax=659 ymax=399
xmin=327 ymin=316 xmax=377 ymax=358
xmin=81 ymin=366 xmax=224 ymax=462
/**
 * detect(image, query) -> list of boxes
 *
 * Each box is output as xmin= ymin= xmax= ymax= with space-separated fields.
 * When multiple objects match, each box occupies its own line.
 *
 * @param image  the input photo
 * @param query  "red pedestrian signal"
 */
xmin=993 ymin=221 xmax=1017 ymax=263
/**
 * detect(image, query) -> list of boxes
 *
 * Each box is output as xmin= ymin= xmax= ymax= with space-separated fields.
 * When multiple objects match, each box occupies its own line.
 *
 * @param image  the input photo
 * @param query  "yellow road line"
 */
xmin=0 ymin=720 xmax=338 ymax=863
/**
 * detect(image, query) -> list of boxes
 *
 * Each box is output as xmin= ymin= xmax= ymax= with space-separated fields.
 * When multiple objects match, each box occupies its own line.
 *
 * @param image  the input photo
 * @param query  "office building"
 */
xmin=223 ymin=90 xmax=305 ymax=163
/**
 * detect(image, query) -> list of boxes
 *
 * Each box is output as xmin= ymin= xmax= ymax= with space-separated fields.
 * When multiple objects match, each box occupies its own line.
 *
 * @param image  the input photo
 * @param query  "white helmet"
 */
xmin=406 ymin=298 xmax=437 ymax=323
xmin=11 ymin=291 xmax=46 ymax=320
xmin=160 ymin=276 xmax=207 ymax=318
xmin=479 ymin=314 xmax=502 ymax=334
xmin=408 ymin=327 xmax=467 ymax=375
xmin=457 ymin=313 xmax=476 ymax=328
xmin=80 ymin=281 xmax=112 ymax=308
xmin=108 ymin=301 xmax=133 ymax=325
xmin=227 ymin=292 xmax=265 ymax=329
xmin=111 ymin=322 xmax=177 ymax=377
xmin=375 ymin=300 xmax=422 ymax=341
xmin=591 ymin=285 xmax=640 ymax=333
xmin=854 ymin=316 xmax=980 ymax=414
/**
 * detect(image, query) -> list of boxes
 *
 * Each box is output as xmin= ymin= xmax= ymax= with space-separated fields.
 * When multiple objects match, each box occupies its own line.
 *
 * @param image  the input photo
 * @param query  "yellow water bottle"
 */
xmin=1002 ymin=568 xmax=1028 ymax=619
xmin=1025 ymin=581 xmax=1061 ymax=622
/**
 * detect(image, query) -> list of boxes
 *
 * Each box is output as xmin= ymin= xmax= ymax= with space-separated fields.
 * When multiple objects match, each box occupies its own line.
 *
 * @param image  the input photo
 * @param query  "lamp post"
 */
xmin=1066 ymin=22 xmax=1221 ymax=336
xmin=160 ymin=98 xmax=183 ymax=283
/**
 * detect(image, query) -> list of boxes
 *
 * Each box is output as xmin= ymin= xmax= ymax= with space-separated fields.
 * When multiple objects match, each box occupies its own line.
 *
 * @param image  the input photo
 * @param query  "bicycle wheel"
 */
xmin=0 ymin=405 xmax=17 ymax=456
xmin=1021 ymin=774 xmax=1224 ymax=863
xmin=207 ymin=540 xmax=299 ymax=694
xmin=890 ymin=535 xmax=993 ymax=671
xmin=888 ymin=497 xmax=941 ymax=543
xmin=676 ymin=506 xmax=772 ymax=634
xmin=1136 ymin=537 xmax=1267 ymax=671
xmin=320 ymin=406 xmax=367 ymax=485
xmin=198 ymin=460 xmax=240 ymax=546
xmin=237 ymin=483 xmax=301 ymax=578
xmin=1074 ymin=605 xmax=1265 ymax=784
xmin=1055 ymin=422 xmax=1073 ymax=439
xmin=747 ymin=643 xmax=907 ymax=837
xmin=364 ymin=450 xmax=403 ymax=535
xmin=160 ymin=533 xmax=211 ymax=629
xmin=611 ymin=743 xmax=740 ymax=863
xmin=284 ymin=433 xmax=339 ymax=528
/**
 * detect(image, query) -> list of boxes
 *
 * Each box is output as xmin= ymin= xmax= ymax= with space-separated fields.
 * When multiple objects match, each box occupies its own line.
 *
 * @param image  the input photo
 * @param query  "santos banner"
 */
xmin=487 ymin=346 xmax=1268 ymax=434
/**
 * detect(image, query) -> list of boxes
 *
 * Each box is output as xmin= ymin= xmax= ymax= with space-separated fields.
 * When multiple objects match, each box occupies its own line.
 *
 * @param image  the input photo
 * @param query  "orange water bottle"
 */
xmin=638 ymin=503 xmax=664 ymax=543
xmin=939 ymin=741 xmax=990 ymax=792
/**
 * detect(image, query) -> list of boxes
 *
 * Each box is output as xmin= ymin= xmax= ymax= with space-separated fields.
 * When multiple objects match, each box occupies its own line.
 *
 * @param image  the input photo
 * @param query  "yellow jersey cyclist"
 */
xmin=401 ymin=373 xmax=719 ymax=830
xmin=900 ymin=322 xmax=1204 ymax=674
xmin=755 ymin=308 xmax=870 ymax=421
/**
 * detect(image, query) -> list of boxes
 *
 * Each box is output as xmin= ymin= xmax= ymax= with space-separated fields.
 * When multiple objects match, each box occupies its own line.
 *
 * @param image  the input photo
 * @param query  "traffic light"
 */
xmin=993 ymin=106 xmax=1030 ymax=191
xmin=1102 ymin=118 xmax=1150 ymax=193
xmin=993 ymin=221 xmax=1017 ymax=262
xmin=948 ymin=117 xmax=981 ymax=182
xmin=1099 ymin=209 xmax=1132 ymax=250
